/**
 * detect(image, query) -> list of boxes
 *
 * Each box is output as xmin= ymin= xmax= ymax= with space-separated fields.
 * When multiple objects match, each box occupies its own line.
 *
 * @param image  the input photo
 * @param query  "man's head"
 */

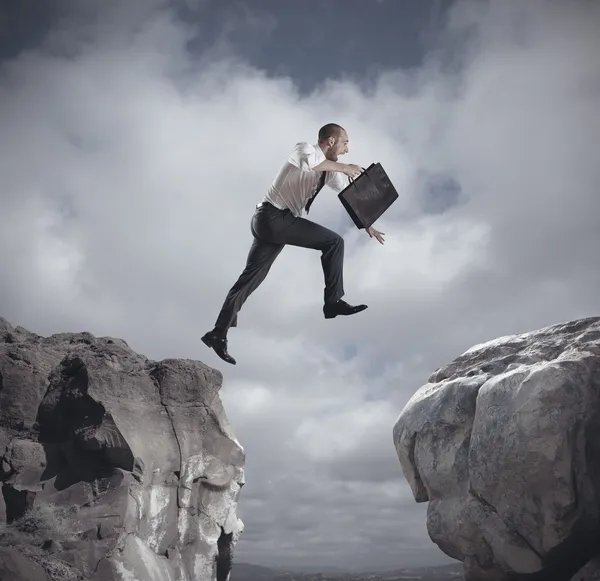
xmin=318 ymin=123 xmax=349 ymax=161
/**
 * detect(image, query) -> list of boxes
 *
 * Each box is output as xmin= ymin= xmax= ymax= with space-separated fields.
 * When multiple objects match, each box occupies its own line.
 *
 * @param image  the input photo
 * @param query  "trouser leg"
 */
xmin=254 ymin=210 xmax=345 ymax=305
xmin=214 ymin=232 xmax=283 ymax=334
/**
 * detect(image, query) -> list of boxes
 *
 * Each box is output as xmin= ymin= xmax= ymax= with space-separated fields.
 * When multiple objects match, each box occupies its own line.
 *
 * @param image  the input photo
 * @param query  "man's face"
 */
xmin=326 ymin=130 xmax=349 ymax=160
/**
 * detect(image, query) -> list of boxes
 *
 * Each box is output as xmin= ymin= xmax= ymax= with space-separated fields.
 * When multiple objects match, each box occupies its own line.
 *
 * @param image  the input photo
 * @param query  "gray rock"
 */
xmin=0 ymin=547 xmax=52 ymax=581
xmin=393 ymin=317 xmax=600 ymax=581
xmin=0 ymin=316 xmax=244 ymax=581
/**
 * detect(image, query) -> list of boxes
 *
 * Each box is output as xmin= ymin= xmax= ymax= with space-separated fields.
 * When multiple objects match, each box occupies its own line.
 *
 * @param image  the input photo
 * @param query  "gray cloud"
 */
xmin=0 ymin=0 xmax=599 ymax=571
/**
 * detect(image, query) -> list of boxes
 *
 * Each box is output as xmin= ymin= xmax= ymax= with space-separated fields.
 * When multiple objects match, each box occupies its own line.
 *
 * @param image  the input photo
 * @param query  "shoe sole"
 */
xmin=324 ymin=306 xmax=368 ymax=319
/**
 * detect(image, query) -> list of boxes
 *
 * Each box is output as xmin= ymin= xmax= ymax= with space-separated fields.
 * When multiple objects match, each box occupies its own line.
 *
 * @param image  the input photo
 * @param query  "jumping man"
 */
xmin=202 ymin=123 xmax=385 ymax=365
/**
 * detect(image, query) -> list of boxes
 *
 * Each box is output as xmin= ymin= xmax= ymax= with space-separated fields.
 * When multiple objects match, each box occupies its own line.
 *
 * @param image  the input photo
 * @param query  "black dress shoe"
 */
xmin=201 ymin=331 xmax=236 ymax=365
xmin=323 ymin=299 xmax=368 ymax=319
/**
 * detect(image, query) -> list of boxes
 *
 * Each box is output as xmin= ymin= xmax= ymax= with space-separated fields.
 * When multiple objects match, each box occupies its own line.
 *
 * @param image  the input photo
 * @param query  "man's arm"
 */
xmin=313 ymin=159 xmax=362 ymax=178
xmin=289 ymin=142 xmax=362 ymax=178
xmin=313 ymin=159 xmax=346 ymax=172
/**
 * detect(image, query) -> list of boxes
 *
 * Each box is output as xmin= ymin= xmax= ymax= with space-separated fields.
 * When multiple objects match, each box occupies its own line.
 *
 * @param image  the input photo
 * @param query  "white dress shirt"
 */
xmin=262 ymin=142 xmax=350 ymax=217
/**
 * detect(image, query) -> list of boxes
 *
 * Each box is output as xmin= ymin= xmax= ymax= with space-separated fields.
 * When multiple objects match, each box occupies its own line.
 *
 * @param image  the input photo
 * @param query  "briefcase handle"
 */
xmin=347 ymin=167 xmax=368 ymax=184
xmin=348 ymin=168 xmax=373 ymax=189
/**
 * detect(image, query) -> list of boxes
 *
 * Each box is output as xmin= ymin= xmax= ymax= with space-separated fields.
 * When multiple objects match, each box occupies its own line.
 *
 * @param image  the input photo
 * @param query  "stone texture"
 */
xmin=0 ymin=316 xmax=244 ymax=581
xmin=393 ymin=317 xmax=600 ymax=581
xmin=573 ymin=558 xmax=600 ymax=581
xmin=0 ymin=547 xmax=52 ymax=581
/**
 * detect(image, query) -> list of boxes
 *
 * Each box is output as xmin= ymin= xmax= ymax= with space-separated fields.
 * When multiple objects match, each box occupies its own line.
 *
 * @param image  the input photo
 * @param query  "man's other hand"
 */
xmin=342 ymin=164 xmax=362 ymax=179
xmin=366 ymin=226 xmax=385 ymax=244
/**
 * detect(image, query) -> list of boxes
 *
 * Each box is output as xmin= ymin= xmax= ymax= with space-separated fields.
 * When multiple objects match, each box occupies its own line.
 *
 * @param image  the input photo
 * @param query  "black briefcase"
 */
xmin=338 ymin=162 xmax=399 ymax=229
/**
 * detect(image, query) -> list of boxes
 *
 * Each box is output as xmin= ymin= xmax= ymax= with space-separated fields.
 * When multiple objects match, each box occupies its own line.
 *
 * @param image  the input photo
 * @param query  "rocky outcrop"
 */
xmin=0 ymin=317 xmax=244 ymax=581
xmin=393 ymin=317 xmax=600 ymax=581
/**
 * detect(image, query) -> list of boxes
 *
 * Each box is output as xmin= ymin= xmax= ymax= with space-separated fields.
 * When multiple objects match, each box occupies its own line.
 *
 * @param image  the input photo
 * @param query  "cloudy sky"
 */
xmin=1 ymin=0 xmax=599 ymax=572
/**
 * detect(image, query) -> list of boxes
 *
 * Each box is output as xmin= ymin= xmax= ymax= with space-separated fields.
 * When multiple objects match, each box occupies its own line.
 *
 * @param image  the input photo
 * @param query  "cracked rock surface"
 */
xmin=0 ymin=316 xmax=244 ymax=581
xmin=394 ymin=317 xmax=600 ymax=581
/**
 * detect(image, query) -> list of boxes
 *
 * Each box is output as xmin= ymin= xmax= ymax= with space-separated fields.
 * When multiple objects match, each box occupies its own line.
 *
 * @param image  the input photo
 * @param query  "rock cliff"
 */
xmin=0 ymin=316 xmax=244 ymax=581
xmin=394 ymin=317 xmax=600 ymax=581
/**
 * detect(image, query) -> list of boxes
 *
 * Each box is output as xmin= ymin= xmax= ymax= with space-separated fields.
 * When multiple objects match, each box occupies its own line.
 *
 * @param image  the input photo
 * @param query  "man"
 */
xmin=202 ymin=123 xmax=385 ymax=365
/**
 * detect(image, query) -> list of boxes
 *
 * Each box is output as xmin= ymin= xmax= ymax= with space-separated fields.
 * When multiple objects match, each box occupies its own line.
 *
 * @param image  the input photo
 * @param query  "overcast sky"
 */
xmin=1 ymin=0 xmax=599 ymax=572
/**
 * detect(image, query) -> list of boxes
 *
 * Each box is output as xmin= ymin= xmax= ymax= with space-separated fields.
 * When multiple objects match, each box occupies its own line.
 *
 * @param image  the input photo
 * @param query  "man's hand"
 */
xmin=366 ymin=226 xmax=385 ymax=244
xmin=342 ymin=164 xmax=362 ymax=179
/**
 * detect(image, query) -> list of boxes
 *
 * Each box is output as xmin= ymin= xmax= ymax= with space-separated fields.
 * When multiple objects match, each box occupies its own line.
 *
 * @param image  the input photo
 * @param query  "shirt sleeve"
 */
xmin=325 ymin=171 xmax=351 ymax=193
xmin=288 ymin=142 xmax=324 ymax=171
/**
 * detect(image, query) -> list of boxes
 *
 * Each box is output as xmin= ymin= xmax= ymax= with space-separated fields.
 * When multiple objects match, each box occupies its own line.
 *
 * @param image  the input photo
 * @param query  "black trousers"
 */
xmin=214 ymin=202 xmax=345 ymax=333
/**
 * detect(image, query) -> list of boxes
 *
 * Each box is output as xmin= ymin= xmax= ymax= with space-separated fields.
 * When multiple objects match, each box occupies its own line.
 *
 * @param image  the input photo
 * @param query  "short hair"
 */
xmin=318 ymin=123 xmax=345 ymax=143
